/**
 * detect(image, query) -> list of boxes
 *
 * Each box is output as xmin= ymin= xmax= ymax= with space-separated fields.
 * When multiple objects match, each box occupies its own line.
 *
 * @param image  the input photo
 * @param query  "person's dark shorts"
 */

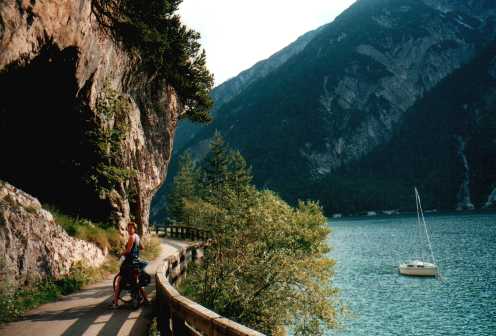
xmin=120 ymin=259 xmax=150 ymax=288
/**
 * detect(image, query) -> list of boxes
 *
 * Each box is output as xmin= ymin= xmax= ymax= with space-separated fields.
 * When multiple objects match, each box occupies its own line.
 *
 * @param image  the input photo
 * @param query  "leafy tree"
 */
xmin=166 ymin=134 xmax=340 ymax=335
xmin=166 ymin=151 xmax=200 ymax=224
xmin=181 ymin=188 xmax=340 ymax=335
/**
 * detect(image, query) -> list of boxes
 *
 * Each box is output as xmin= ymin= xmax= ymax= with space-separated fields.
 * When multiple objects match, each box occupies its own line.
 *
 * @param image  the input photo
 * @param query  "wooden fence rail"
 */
xmin=155 ymin=227 xmax=265 ymax=336
xmin=155 ymin=225 xmax=211 ymax=242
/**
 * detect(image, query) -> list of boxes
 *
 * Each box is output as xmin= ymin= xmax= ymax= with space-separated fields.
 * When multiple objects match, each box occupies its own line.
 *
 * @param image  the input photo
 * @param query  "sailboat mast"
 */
xmin=414 ymin=187 xmax=423 ymax=260
xmin=416 ymin=188 xmax=437 ymax=266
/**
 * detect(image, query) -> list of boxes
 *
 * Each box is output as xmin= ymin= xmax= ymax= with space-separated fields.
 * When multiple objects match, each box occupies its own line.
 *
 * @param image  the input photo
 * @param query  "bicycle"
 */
xmin=113 ymin=267 xmax=144 ymax=309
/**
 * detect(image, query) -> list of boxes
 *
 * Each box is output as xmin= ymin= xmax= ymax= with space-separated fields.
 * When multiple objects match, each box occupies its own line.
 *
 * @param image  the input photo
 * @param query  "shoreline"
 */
xmin=328 ymin=208 xmax=496 ymax=222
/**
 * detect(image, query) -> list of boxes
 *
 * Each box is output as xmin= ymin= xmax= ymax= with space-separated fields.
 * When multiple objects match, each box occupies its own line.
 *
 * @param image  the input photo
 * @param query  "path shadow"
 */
xmin=59 ymin=299 xmax=129 ymax=336
xmin=2 ymin=241 xmax=173 ymax=336
xmin=59 ymin=288 xmax=113 ymax=301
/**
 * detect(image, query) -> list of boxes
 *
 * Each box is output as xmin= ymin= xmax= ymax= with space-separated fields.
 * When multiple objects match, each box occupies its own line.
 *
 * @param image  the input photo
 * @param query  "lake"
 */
xmin=328 ymin=212 xmax=496 ymax=335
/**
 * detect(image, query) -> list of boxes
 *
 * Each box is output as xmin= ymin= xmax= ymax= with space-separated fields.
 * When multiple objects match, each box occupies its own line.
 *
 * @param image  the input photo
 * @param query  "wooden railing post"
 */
xmin=171 ymin=313 xmax=187 ymax=335
xmin=157 ymin=282 xmax=172 ymax=336
xmin=156 ymin=284 xmax=164 ymax=332
xmin=192 ymin=247 xmax=197 ymax=262
xmin=163 ymin=302 xmax=172 ymax=336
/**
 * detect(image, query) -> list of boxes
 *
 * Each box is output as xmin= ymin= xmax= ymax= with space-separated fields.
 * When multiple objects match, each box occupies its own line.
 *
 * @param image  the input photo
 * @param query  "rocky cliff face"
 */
xmin=0 ymin=182 xmax=105 ymax=288
xmin=0 ymin=0 xmax=184 ymax=232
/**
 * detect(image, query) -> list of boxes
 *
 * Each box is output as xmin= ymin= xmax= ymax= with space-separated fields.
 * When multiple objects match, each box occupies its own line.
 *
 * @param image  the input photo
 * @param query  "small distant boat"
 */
xmin=399 ymin=188 xmax=439 ymax=277
xmin=399 ymin=260 xmax=437 ymax=277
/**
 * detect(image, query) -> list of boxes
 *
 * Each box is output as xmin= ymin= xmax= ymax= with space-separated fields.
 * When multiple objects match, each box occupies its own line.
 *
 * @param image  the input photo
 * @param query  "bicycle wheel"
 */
xmin=132 ymin=289 xmax=141 ymax=310
xmin=113 ymin=273 xmax=133 ymax=304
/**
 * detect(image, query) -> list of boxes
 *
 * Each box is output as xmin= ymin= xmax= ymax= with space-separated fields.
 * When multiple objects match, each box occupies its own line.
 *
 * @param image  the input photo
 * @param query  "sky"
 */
xmin=179 ymin=0 xmax=356 ymax=86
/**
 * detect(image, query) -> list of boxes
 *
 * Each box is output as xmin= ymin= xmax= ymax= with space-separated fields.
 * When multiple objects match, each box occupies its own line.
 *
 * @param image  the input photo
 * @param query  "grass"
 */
xmin=141 ymin=235 xmax=162 ymax=261
xmin=46 ymin=205 xmax=123 ymax=255
xmin=0 ymin=279 xmax=61 ymax=323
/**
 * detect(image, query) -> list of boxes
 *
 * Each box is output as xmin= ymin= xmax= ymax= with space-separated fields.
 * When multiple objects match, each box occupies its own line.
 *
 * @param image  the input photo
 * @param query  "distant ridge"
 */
xmin=173 ymin=26 xmax=324 ymax=152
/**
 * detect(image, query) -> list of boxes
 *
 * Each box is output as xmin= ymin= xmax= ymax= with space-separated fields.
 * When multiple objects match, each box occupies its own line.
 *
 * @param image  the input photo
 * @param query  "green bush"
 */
xmin=55 ymin=263 xmax=89 ymax=295
xmin=0 ymin=280 xmax=62 ymax=323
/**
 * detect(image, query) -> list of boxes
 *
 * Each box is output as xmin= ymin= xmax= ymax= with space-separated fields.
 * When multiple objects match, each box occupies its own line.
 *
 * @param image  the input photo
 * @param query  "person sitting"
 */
xmin=112 ymin=221 xmax=149 ymax=308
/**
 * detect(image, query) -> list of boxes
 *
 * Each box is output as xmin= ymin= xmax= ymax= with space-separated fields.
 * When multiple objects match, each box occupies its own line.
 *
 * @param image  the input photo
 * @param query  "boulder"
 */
xmin=0 ymin=181 xmax=106 ymax=288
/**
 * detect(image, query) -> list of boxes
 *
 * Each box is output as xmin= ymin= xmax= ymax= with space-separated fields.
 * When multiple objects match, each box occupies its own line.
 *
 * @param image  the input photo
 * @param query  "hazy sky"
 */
xmin=179 ymin=0 xmax=356 ymax=86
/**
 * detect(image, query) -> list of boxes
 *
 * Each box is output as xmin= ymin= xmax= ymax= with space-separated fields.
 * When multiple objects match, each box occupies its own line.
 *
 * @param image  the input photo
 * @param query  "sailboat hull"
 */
xmin=399 ymin=261 xmax=437 ymax=277
xmin=398 ymin=188 xmax=440 ymax=278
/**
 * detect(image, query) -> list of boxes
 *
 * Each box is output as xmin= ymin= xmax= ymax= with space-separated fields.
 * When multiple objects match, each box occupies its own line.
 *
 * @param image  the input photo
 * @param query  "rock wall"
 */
xmin=0 ymin=0 xmax=184 ymax=233
xmin=0 ymin=181 xmax=106 ymax=288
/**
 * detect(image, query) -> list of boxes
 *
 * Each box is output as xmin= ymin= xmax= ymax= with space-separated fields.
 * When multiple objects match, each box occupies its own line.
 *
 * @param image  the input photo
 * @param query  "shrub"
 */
xmin=55 ymin=262 xmax=90 ymax=295
xmin=0 ymin=280 xmax=62 ymax=323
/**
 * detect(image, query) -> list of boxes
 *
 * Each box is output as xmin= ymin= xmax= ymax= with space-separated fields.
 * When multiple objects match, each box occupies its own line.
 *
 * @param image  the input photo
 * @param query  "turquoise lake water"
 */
xmin=327 ymin=213 xmax=496 ymax=335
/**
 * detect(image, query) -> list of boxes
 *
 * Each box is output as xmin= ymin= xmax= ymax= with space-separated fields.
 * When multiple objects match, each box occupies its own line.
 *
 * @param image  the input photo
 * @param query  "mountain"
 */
xmin=173 ymin=26 xmax=324 ymax=152
xmin=153 ymin=0 xmax=496 ymax=220
xmin=310 ymin=40 xmax=496 ymax=213
xmin=152 ymin=25 xmax=325 ymax=220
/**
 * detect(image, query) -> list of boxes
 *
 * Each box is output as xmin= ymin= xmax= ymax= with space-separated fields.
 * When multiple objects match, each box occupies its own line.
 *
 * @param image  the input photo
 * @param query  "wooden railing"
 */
xmin=155 ymin=227 xmax=265 ymax=336
xmin=155 ymin=225 xmax=211 ymax=242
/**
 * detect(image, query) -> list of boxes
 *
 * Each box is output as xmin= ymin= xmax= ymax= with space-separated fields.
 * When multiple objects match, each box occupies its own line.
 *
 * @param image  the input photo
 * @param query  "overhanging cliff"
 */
xmin=0 ymin=0 xmax=184 ymax=233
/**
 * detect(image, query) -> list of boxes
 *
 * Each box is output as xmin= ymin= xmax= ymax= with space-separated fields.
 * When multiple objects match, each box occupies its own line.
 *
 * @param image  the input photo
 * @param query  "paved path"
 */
xmin=0 ymin=238 xmax=190 ymax=336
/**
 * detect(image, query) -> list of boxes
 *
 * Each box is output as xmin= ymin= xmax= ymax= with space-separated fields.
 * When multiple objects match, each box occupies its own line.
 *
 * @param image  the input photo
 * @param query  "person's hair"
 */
xmin=127 ymin=222 xmax=137 ymax=231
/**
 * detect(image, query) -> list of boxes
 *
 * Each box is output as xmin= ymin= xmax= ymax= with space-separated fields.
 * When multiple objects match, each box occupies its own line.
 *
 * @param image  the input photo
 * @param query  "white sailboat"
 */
xmin=399 ymin=188 xmax=439 ymax=277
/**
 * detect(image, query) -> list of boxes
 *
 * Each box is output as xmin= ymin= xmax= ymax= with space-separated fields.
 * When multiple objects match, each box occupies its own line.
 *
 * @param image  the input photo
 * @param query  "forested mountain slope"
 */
xmin=153 ymin=0 xmax=496 ymax=219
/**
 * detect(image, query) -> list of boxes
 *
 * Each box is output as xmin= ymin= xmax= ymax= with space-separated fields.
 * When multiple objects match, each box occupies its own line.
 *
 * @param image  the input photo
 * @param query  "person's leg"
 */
xmin=140 ymin=287 xmax=149 ymax=303
xmin=113 ymin=275 xmax=121 ymax=306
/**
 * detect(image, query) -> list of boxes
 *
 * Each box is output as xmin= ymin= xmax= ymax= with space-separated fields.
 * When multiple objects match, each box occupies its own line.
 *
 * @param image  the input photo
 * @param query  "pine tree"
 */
xmin=202 ymin=131 xmax=231 ymax=198
xmin=228 ymin=150 xmax=252 ymax=195
xmin=166 ymin=151 xmax=199 ymax=224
